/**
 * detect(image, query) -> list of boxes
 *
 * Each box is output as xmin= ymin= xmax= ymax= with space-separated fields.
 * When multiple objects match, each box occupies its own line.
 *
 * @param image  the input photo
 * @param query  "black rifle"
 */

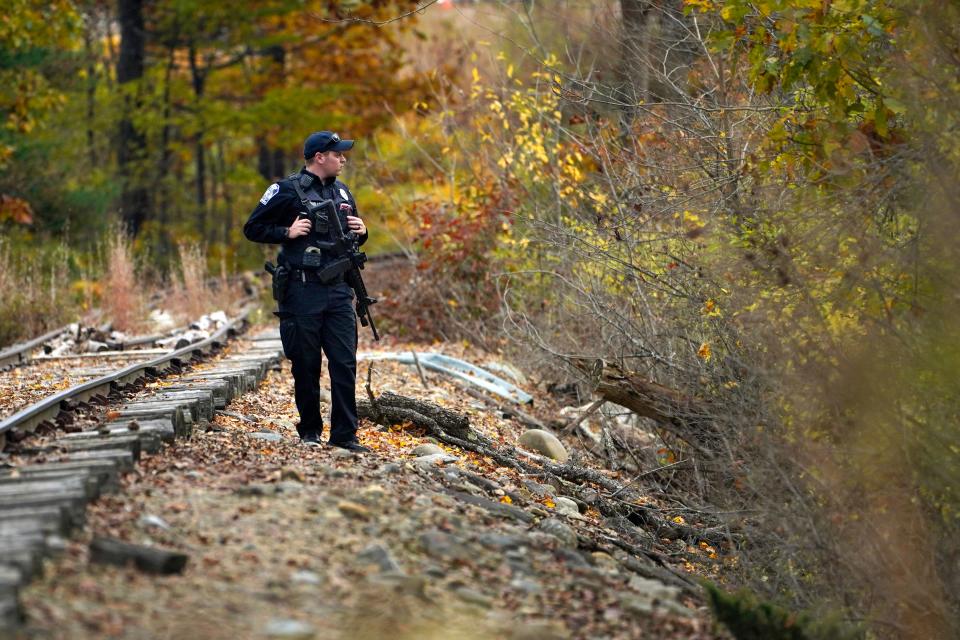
xmin=309 ymin=199 xmax=380 ymax=341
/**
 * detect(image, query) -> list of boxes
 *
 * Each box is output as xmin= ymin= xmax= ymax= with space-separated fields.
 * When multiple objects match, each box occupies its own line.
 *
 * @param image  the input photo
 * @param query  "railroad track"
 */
xmin=0 ymin=323 xmax=216 ymax=374
xmin=0 ymin=308 xmax=286 ymax=632
xmin=0 ymin=316 xmax=244 ymax=426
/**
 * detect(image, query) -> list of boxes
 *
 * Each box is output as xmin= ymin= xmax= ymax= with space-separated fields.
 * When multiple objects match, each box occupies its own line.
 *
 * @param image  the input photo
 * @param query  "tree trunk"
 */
xmin=188 ymin=43 xmax=208 ymax=240
xmin=256 ymin=45 xmax=288 ymax=182
xmin=617 ymin=0 xmax=693 ymax=124
xmin=217 ymin=140 xmax=234 ymax=247
xmin=116 ymin=0 xmax=149 ymax=236
xmin=618 ymin=0 xmax=654 ymax=110
xmin=156 ymin=43 xmax=177 ymax=261
xmin=83 ymin=24 xmax=97 ymax=167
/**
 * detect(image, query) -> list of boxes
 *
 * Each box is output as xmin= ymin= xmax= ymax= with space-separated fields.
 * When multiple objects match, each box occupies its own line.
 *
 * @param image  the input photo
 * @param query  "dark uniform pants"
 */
xmin=278 ymin=281 xmax=359 ymax=444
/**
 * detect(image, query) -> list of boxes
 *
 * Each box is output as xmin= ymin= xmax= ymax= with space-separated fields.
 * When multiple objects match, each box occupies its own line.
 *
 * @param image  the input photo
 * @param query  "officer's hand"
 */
xmin=346 ymin=216 xmax=366 ymax=236
xmin=287 ymin=217 xmax=312 ymax=239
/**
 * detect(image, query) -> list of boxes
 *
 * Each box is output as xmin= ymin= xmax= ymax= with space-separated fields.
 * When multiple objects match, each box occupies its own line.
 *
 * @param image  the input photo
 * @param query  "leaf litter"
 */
xmin=14 ymin=328 xmax=728 ymax=640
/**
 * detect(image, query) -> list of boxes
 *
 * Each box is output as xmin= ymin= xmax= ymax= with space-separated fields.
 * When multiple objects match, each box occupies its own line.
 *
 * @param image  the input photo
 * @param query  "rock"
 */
xmin=579 ymin=488 xmax=599 ymax=505
xmin=509 ymin=577 xmax=542 ymax=595
xmin=452 ymin=586 xmax=493 ymax=608
xmin=331 ymin=448 xmax=355 ymax=459
xmin=590 ymin=551 xmax=619 ymax=572
xmin=444 ymin=489 xmax=535 ymax=523
xmin=459 ymin=470 xmax=502 ymax=493
xmin=413 ymin=453 xmax=459 ymax=467
xmin=619 ymin=593 xmax=653 ymax=617
xmin=554 ymin=548 xmax=589 ymax=567
xmin=628 ymin=575 xmax=681 ymax=601
xmin=477 ymin=533 xmax=527 ymax=551
xmin=518 ymin=429 xmax=568 ymax=462
xmin=250 ymin=431 xmax=284 ymax=443
xmin=149 ymin=309 xmax=176 ymax=331
xmin=369 ymin=572 xmax=428 ymax=599
xmin=505 ymin=550 xmax=534 ymax=577
xmin=280 ymin=467 xmax=305 ymax=483
xmin=522 ymin=480 xmax=554 ymax=498
xmin=508 ymin=621 xmax=571 ymax=640
xmin=275 ymin=419 xmax=297 ymax=432
xmin=236 ymin=483 xmax=274 ymax=497
xmin=275 ymin=481 xmax=304 ymax=494
xmin=553 ymin=497 xmax=582 ymax=518
xmin=537 ymin=518 xmax=578 ymax=548
xmin=419 ymin=530 xmax=468 ymax=561
xmin=360 ymin=484 xmax=386 ymax=502
xmin=291 ymin=570 xmax=323 ymax=585
xmin=357 ymin=544 xmax=400 ymax=573
xmin=138 ymin=514 xmax=171 ymax=532
xmin=412 ymin=443 xmax=444 ymax=457
xmin=208 ymin=310 xmax=228 ymax=325
xmin=263 ymin=618 xmax=315 ymax=639
xmin=337 ymin=500 xmax=371 ymax=520
xmin=423 ymin=563 xmax=447 ymax=579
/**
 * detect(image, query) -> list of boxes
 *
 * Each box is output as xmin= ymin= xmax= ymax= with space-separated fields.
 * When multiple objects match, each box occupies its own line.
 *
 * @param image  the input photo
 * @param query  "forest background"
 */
xmin=2 ymin=0 xmax=959 ymax=638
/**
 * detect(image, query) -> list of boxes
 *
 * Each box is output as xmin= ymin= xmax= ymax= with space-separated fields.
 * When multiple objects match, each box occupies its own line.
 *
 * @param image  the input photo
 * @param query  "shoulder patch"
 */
xmin=260 ymin=183 xmax=280 ymax=205
xmin=339 ymin=187 xmax=349 ymax=201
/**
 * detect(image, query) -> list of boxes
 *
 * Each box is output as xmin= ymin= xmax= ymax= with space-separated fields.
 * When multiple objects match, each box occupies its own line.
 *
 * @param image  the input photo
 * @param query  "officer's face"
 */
xmin=313 ymin=150 xmax=347 ymax=178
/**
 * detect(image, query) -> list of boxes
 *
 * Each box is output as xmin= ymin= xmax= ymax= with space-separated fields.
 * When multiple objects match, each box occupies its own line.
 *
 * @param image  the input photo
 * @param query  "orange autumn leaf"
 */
xmin=697 ymin=342 xmax=712 ymax=361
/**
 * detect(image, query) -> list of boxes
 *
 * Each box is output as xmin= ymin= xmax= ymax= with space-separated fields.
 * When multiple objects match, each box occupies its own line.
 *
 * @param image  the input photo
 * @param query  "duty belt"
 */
xmin=291 ymin=268 xmax=344 ymax=285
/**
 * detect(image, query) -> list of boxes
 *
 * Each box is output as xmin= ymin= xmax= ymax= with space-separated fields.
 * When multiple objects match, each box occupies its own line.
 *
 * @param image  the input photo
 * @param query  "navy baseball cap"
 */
xmin=303 ymin=131 xmax=354 ymax=158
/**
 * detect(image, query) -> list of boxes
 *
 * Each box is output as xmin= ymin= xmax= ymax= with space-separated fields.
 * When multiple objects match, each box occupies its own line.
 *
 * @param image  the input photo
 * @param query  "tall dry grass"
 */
xmin=0 ymin=240 xmax=77 ymax=346
xmin=101 ymin=231 xmax=147 ymax=333
xmin=165 ymin=242 xmax=244 ymax=324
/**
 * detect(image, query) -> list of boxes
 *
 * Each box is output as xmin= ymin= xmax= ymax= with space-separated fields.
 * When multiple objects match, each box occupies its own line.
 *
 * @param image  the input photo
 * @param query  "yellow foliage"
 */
xmin=698 ymin=342 xmax=712 ymax=361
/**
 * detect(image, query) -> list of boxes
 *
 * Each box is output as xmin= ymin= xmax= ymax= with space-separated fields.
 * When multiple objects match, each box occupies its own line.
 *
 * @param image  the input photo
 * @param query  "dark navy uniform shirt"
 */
xmin=243 ymin=168 xmax=367 ymax=254
xmin=244 ymin=168 xmax=368 ymax=315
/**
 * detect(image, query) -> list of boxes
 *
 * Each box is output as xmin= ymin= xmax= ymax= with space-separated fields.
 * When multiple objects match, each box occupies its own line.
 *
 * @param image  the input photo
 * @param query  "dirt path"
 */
xmin=13 ymin=331 xmax=723 ymax=640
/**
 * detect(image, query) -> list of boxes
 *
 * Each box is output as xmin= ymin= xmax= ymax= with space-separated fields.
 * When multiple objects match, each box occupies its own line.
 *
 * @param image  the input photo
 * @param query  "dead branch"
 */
xmin=361 ymin=392 xmax=732 ymax=550
xmin=559 ymin=398 xmax=604 ymax=435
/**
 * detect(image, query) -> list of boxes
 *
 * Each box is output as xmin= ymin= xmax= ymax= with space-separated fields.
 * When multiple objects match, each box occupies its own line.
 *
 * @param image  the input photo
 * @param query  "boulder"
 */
xmin=249 ymin=431 xmax=283 ymax=443
xmin=553 ymin=496 xmax=582 ymax=518
xmin=537 ymin=518 xmax=578 ymax=548
xmin=358 ymin=544 xmax=400 ymax=573
xmin=412 ymin=443 xmax=444 ymax=457
xmin=518 ymin=429 xmax=568 ymax=462
xmin=264 ymin=618 xmax=315 ymax=639
xmin=413 ymin=453 xmax=459 ymax=467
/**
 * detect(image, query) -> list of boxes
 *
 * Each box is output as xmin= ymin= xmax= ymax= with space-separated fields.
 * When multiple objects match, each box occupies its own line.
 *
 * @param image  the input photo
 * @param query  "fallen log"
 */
xmin=357 ymin=392 xmax=478 ymax=442
xmin=568 ymin=358 xmax=716 ymax=455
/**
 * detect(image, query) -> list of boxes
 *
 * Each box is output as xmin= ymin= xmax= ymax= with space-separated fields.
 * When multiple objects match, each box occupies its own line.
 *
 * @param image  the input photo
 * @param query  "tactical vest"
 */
xmin=278 ymin=171 xmax=354 ymax=269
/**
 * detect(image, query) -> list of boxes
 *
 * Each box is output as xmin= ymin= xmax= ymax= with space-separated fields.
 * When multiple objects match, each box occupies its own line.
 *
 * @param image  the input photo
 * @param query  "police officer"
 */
xmin=244 ymin=131 xmax=371 ymax=452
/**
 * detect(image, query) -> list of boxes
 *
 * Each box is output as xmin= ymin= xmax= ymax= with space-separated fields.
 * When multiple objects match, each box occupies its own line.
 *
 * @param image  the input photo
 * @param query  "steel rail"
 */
xmin=0 ymin=305 xmax=254 ymax=441
xmin=0 ymin=325 xmax=73 ymax=371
